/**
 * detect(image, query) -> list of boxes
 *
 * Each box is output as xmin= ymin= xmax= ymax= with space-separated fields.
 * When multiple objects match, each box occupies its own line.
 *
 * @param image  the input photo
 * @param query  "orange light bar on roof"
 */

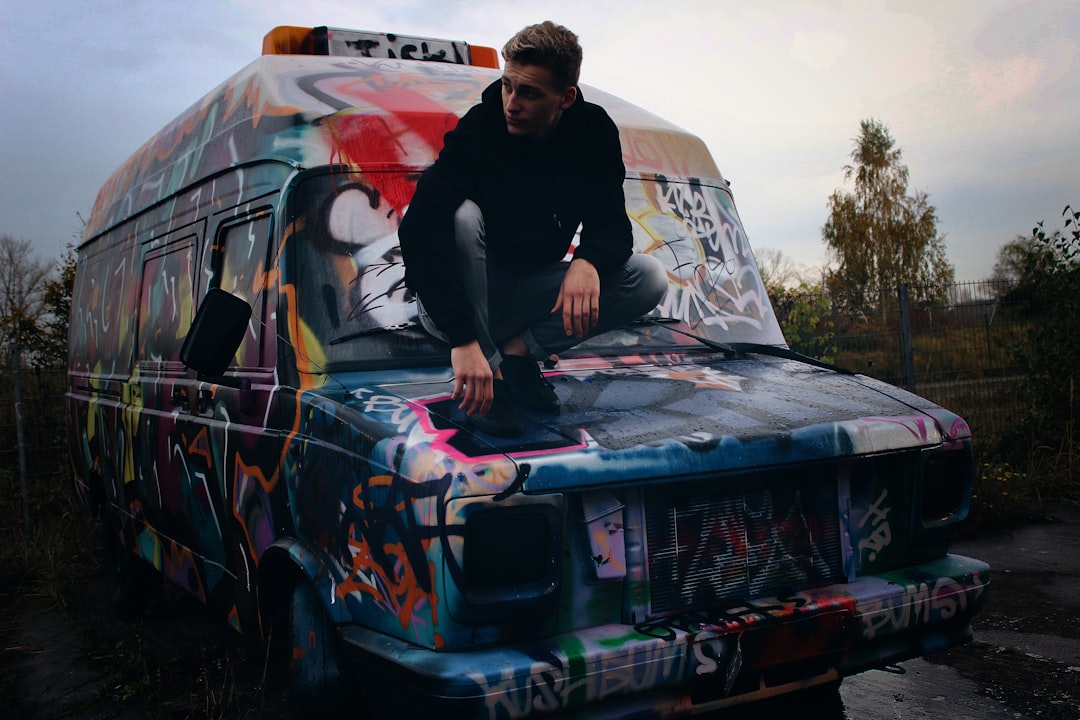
xmin=262 ymin=26 xmax=499 ymax=68
xmin=262 ymin=26 xmax=321 ymax=56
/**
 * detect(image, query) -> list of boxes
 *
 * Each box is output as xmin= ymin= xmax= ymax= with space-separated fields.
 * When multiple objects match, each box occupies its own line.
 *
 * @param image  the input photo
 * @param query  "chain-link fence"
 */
xmin=781 ymin=280 xmax=1027 ymax=438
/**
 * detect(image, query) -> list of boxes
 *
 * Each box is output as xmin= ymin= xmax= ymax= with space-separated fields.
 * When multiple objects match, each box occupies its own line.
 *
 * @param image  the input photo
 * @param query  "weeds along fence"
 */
xmin=0 ymin=280 xmax=1031 ymax=535
xmin=0 ymin=345 xmax=69 ymax=541
xmin=779 ymin=279 xmax=1028 ymax=439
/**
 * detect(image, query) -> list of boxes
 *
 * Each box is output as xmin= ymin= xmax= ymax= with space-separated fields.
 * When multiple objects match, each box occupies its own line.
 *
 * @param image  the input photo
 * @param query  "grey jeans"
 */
xmin=418 ymin=200 xmax=668 ymax=370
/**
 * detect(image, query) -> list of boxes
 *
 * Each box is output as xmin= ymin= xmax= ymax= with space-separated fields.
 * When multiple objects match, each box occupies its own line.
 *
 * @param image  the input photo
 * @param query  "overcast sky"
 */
xmin=2 ymin=0 xmax=1077 ymax=281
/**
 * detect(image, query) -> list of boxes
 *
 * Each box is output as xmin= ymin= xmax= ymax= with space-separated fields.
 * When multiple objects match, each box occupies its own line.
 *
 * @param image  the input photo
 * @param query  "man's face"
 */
xmin=501 ymin=60 xmax=577 ymax=141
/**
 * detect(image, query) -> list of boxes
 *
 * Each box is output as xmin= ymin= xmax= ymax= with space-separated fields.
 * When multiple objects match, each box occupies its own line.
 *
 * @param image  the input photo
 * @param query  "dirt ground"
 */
xmin=2 ymin=507 xmax=1078 ymax=719
xmin=919 ymin=506 xmax=1080 ymax=719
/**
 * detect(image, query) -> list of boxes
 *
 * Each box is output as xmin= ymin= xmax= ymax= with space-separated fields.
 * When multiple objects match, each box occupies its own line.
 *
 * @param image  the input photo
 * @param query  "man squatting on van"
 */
xmin=399 ymin=21 xmax=668 ymax=437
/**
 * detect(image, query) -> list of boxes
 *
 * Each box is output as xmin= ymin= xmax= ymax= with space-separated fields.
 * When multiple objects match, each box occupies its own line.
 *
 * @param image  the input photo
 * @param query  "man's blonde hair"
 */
xmin=502 ymin=21 xmax=582 ymax=90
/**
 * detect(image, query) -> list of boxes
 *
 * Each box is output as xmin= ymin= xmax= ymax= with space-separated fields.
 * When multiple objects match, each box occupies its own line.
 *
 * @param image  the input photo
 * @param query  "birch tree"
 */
xmin=822 ymin=119 xmax=954 ymax=310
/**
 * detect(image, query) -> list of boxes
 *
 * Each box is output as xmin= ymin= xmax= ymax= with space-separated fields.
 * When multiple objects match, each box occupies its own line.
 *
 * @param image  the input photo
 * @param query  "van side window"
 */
xmin=290 ymin=173 xmax=440 ymax=370
xmin=70 ymin=243 xmax=138 ymax=377
xmin=211 ymin=214 xmax=272 ymax=369
xmin=137 ymin=239 xmax=197 ymax=369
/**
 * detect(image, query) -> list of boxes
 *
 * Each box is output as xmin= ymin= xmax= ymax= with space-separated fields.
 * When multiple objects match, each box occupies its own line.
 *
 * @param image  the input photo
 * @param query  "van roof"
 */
xmin=84 ymin=53 xmax=723 ymax=241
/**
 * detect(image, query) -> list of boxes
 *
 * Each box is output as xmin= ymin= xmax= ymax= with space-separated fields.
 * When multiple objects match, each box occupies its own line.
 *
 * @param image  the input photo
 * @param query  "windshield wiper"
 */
xmin=633 ymin=317 xmax=738 ymax=358
xmin=635 ymin=318 xmax=853 ymax=374
xmin=725 ymin=342 xmax=854 ymax=375
xmin=329 ymin=321 xmax=418 ymax=346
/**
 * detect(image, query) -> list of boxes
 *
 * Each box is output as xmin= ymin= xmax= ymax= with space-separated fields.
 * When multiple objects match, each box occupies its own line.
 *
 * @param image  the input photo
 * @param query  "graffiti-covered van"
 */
xmin=67 ymin=25 xmax=989 ymax=718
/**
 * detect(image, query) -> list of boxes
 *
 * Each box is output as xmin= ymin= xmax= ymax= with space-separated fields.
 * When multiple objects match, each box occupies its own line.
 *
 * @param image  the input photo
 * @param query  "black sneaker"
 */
xmin=470 ymin=380 xmax=523 ymax=437
xmin=500 ymin=355 xmax=560 ymax=412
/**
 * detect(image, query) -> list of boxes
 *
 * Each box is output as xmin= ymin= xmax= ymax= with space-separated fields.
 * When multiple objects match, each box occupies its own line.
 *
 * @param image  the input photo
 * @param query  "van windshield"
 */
xmin=288 ymin=171 xmax=783 ymax=371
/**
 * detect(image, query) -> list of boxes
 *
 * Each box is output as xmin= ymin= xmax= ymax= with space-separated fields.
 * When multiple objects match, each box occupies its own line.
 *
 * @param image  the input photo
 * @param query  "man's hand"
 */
xmin=552 ymin=258 xmax=600 ymax=337
xmin=451 ymin=341 xmax=493 ymax=416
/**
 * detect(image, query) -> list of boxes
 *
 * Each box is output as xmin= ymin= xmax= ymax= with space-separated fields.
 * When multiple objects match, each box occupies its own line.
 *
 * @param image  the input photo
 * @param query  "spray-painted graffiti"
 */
xmin=582 ymin=492 xmax=627 ymax=579
xmin=646 ymin=480 xmax=842 ymax=613
xmin=860 ymin=571 xmax=988 ymax=640
xmin=857 ymin=489 xmax=893 ymax=563
xmin=627 ymin=176 xmax=780 ymax=343
xmin=334 ymin=467 xmax=448 ymax=643
xmin=466 ymin=632 xmax=727 ymax=719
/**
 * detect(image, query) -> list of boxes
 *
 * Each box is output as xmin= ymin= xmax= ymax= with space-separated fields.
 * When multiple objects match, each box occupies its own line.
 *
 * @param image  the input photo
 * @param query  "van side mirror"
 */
xmin=180 ymin=288 xmax=252 ymax=376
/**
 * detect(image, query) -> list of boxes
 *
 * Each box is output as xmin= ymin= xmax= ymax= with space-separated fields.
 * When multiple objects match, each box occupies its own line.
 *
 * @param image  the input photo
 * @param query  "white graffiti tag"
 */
xmin=467 ymin=638 xmax=693 ymax=719
xmin=648 ymin=179 xmax=772 ymax=332
xmin=861 ymin=574 xmax=987 ymax=640
xmin=857 ymin=489 xmax=892 ymax=562
xmin=349 ymin=388 xmax=416 ymax=431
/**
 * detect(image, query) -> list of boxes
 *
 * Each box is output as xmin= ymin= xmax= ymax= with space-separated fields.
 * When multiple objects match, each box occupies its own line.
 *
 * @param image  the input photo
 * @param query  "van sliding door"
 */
xmin=132 ymin=230 xmax=227 ymax=603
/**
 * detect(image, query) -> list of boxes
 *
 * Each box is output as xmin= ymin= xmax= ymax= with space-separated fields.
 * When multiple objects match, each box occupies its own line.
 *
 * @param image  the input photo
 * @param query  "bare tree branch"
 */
xmin=0 ymin=235 xmax=55 ymax=349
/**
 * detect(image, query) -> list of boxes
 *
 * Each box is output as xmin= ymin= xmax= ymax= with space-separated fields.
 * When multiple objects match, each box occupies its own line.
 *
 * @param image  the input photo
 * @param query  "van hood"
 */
xmin=329 ymin=352 xmax=969 ymax=494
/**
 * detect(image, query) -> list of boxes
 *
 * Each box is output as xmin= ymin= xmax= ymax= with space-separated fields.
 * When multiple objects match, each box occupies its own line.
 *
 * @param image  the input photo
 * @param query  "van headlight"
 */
xmin=920 ymin=442 xmax=973 ymax=526
xmin=445 ymin=496 xmax=563 ymax=624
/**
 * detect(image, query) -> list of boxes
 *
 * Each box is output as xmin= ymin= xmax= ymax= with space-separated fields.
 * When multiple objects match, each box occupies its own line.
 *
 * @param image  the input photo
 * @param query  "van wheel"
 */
xmin=287 ymin=581 xmax=347 ymax=712
xmin=100 ymin=506 xmax=159 ymax=620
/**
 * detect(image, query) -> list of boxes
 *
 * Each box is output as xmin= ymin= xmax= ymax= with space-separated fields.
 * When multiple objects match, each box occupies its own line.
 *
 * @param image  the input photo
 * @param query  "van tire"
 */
xmin=287 ymin=581 xmax=347 ymax=713
xmin=100 ymin=505 xmax=159 ymax=620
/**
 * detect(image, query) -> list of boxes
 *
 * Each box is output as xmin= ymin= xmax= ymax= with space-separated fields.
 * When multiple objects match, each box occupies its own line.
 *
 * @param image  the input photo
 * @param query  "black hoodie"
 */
xmin=398 ymin=79 xmax=633 ymax=347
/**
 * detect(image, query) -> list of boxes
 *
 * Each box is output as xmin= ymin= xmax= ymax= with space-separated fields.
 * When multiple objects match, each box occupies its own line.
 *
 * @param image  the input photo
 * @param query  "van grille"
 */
xmin=644 ymin=477 xmax=843 ymax=616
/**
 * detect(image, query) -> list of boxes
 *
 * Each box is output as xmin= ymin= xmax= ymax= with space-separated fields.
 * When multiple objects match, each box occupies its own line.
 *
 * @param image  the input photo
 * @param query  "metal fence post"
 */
xmin=10 ymin=342 xmax=33 ymax=539
xmin=898 ymin=284 xmax=916 ymax=393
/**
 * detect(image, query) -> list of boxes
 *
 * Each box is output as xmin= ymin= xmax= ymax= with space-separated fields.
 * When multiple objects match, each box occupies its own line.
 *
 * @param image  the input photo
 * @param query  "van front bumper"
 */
xmin=338 ymin=554 xmax=989 ymax=719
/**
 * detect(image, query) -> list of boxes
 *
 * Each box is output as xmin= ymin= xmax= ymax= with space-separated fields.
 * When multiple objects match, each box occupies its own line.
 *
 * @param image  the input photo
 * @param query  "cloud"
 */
xmin=968 ymin=54 xmax=1046 ymax=111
